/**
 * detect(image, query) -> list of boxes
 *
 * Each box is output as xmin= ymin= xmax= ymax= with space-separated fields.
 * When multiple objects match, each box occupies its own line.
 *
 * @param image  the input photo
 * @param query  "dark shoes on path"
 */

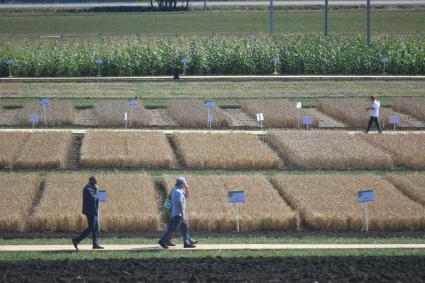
xmin=93 ymin=245 xmax=104 ymax=250
xmin=72 ymin=238 xmax=78 ymax=251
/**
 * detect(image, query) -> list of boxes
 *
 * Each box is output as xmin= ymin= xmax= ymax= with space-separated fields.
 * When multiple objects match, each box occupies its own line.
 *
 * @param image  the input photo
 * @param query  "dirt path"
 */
xmin=1 ymin=243 xmax=425 ymax=252
xmin=149 ymin=109 xmax=178 ymax=127
xmin=305 ymin=108 xmax=348 ymax=128
xmin=225 ymin=108 xmax=258 ymax=127
xmin=74 ymin=109 xmax=99 ymax=126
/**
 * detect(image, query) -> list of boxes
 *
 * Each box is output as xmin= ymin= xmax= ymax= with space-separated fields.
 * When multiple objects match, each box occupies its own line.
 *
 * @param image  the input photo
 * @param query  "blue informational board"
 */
xmin=389 ymin=115 xmax=400 ymax=124
xmin=228 ymin=191 xmax=245 ymax=203
xmin=357 ymin=190 xmax=374 ymax=203
xmin=303 ymin=115 xmax=313 ymax=125
xmin=204 ymin=100 xmax=214 ymax=108
xmin=98 ymin=190 xmax=107 ymax=202
xmin=6 ymin=59 xmax=14 ymax=65
xmin=272 ymin=55 xmax=280 ymax=62
xmin=381 ymin=57 xmax=389 ymax=64
xmin=28 ymin=114 xmax=40 ymax=123
xmin=39 ymin=98 xmax=49 ymax=106
xmin=128 ymin=99 xmax=138 ymax=106
xmin=95 ymin=58 xmax=103 ymax=65
xmin=180 ymin=56 xmax=189 ymax=63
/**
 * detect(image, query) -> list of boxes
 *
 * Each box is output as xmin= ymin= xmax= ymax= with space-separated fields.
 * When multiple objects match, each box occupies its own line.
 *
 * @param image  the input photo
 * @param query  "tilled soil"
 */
xmin=0 ymin=256 xmax=424 ymax=282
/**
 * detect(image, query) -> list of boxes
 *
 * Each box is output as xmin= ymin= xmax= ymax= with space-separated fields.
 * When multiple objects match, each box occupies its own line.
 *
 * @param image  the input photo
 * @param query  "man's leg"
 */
xmin=180 ymin=220 xmax=191 ymax=246
xmin=365 ymin=117 xmax=373 ymax=133
xmin=374 ymin=117 xmax=383 ymax=133
xmin=92 ymin=215 xmax=100 ymax=247
xmin=160 ymin=216 xmax=181 ymax=244
xmin=74 ymin=215 xmax=95 ymax=244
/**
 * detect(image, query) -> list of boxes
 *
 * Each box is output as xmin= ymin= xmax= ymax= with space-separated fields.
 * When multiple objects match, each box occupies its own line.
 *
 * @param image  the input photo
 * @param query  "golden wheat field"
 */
xmin=94 ymin=99 xmax=153 ymax=127
xmin=161 ymin=174 xmax=297 ymax=231
xmin=385 ymin=174 xmax=425 ymax=206
xmin=393 ymin=97 xmax=425 ymax=122
xmin=241 ymin=99 xmax=319 ymax=128
xmin=166 ymin=99 xmax=234 ymax=127
xmin=318 ymin=98 xmax=397 ymax=128
xmin=173 ymin=133 xmax=282 ymax=169
xmin=267 ymin=130 xmax=393 ymax=169
xmin=28 ymin=173 xmax=161 ymax=232
xmin=0 ymin=132 xmax=30 ymax=169
xmin=80 ymin=131 xmax=176 ymax=168
xmin=17 ymin=100 xmax=75 ymax=126
xmin=361 ymin=133 xmax=425 ymax=169
xmin=0 ymin=173 xmax=40 ymax=231
xmin=272 ymin=174 xmax=425 ymax=231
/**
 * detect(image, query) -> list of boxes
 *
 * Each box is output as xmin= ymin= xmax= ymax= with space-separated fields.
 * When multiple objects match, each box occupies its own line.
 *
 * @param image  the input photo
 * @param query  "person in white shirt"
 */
xmin=365 ymin=95 xmax=383 ymax=133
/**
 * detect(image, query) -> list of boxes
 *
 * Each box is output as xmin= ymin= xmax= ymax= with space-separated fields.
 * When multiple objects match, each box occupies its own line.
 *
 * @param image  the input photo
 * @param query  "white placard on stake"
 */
xmin=256 ymin=113 xmax=264 ymax=122
xmin=296 ymin=102 xmax=302 ymax=109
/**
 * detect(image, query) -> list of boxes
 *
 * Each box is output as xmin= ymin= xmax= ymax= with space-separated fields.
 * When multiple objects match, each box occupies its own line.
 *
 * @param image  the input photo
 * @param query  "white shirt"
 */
xmin=370 ymin=100 xmax=380 ymax=117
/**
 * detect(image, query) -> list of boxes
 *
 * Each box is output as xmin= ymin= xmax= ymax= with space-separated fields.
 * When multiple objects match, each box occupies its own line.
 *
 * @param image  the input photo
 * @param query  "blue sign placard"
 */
xmin=228 ymin=191 xmax=245 ymax=203
xmin=389 ymin=115 xmax=400 ymax=124
xmin=98 ymin=190 xmax=107 ymax=202
xmin=381 ymin=57 xmax=389 ymax=64
xmin=39 ymin=98 xmax=49 ymax=106
xmin=303 ymin=115 xmax=313 ymax=125
xmin=357 ymin=190 xmax=374 ymax=203
xmin=272 ymin=55 xmax=280 ymax=62
xmin=128 ymin=99 xmax=137 ymax=106
xmin=6 ymin=59 xmax=14 ymax=65
xmin=204 ymin=100 xmax=215 ymax=108
xmin=180 ymin=56 xmax=189 ymax=63
xmin=95 ymin=58 xmax=103 ymax=65
xmin=28 ymin=114 xmax=40 ymax=123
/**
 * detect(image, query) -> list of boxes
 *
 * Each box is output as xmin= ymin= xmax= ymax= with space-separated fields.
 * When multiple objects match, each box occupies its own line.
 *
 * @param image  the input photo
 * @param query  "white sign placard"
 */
xmin=296 ymin=102 xmax=302 ymax=109
xmin=256 ymin=113 xmax=264 ymax=122
xmin=124 ymin=112 xmax=128 ymax=121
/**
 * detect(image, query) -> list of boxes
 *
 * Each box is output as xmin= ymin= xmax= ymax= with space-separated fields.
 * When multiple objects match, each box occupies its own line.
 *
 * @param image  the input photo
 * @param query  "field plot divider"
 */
xmin=154 ymin=180 xmax=168 ymax=229
xmin=166 ymin=134 xmax=182 ymax=169
xmin=385 ymin=177 xmax=425 ymax=208
xmin=262 ymin=134 xmax=290 ymax=170
xmin=24 ymin=176 xmax=45 ymax=232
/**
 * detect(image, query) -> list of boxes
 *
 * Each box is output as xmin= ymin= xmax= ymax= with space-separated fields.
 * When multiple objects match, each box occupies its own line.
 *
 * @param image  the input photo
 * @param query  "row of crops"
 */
xmin=0 ymin=35 xmax=424 ymax=76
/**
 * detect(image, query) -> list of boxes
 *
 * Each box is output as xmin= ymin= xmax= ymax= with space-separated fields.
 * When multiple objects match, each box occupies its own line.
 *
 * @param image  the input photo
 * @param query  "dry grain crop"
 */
xmin=28 ymin=173 xmax=161 ymax=232
xmin=0 ymin=132 xmax=29 ymax=169
xmin=385 ymin=174 xmax=425 ymax=206
xmin=17 ymin=100 xmax=74 ymax=126
xmin=241 ymin=99 xmax=319 ymax=128
xmin=272 ymin=174 xmax=425 ymax=231
xmin=161 ymin=174 xmax=296 ymax=231
xmin=393 ymin=97 xmax=425 ymax=122
xmin=94 ymin=99 xmax=152 ymax=127
xmin=80 ymin=131 xmax=176 ymax=168
xmin=267 ymin=130 xmax=393 ymax=169
xmin=14 ymin=132 xmax=74 ymax=169
xmin=166 ymin=99 xmax=234 ymax=127
xmin=173 ymin=133 xmax=282 ymax=169
xmin=361 ymin=133 xmax=425 ymax=169
xmin=318 ymin=98 xmax=397 ymax=128
xmin=0 ymin=173 xmax=40 ymax=231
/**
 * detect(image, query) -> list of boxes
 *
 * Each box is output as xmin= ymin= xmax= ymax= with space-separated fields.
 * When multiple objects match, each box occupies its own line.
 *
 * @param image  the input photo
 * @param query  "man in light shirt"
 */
xmin=365 ymin=95 xmax=383 ymax=133
xmin=159 ymin=177 xmax=196 ymax=249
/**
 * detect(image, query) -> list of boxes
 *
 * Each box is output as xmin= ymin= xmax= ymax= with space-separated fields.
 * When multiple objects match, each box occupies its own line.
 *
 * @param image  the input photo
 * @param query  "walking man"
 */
xmin=72 ymin=176 xmax=104 ymax=251
xmin=365 ymin=95 xmax=383 ymax=133
xmin=159 ymin=177 xmax=196 ymax=249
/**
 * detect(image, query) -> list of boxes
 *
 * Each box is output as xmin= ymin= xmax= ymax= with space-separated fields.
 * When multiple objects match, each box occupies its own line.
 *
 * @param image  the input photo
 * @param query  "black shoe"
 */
xmin=190 ymin=239 xmax=198 ymax=245
xmin=159 ymin=240 xmax=169 ymax=249
xmin=165 ymin=240 xmax=176 ymax=247
xmin=72 ymin=238 xmax=79 ymax=251
xmin=92 ymin=245 xmax=104 ymax=250
xmin=184 ymin=244 xmax=196 ymax=249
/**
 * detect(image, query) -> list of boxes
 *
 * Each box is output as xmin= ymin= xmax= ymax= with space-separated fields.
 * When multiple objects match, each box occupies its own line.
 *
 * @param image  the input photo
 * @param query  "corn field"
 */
xmin=172 ymin=133 xmax=282 ymax=169
xmin=0 ymin=35 xmax=424 ymax=76
xmin=80 ymin=131 xmax=176 ymax=168
xmin=161 ymin=174 xmax=297 ymax=232
xmin=272 ymin=174 xmax=425 ymax=231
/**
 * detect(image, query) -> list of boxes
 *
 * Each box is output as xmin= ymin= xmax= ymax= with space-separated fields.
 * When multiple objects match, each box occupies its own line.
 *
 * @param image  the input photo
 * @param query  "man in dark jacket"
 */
xmin=72 ymin=176 xmax=104 ymax=251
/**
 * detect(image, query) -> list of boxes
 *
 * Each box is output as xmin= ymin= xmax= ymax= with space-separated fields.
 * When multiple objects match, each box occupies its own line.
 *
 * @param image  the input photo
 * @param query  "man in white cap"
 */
xmin=159 ymin=176 xmax=196 ymax=249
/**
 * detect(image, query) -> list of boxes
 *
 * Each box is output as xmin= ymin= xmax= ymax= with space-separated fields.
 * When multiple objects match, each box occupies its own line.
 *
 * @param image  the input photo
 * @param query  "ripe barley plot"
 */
xmin=80 ymin=131 xmax=176 ymax=168
xmin=94 ymin=99 xmax=152 ymax=127
xmin=272 ymin=174 xmax=425 ymax=231
xmin=166 ymin=99 xmax=234 ymax=128
xmin=161 ymin=174 xmax=297 ymax=232
xmin=173 ymin=133 xmax=282 ymax=169
xmin=362 ymin=133 xmax=425 ymax=169
xmin=318 ymin=98 xmax=397 ymax=128
xmin=28 ymin=173 xmax=161 ymax=232
xmin=0 ymin=173 xmax=39 ymax=231
xmin=267 ymin=131 xmax=393 ymax=169
xmin=241 ymin=99 xmax=319 ymax=128
xmin=0 ymin=132 xmax=73 ymax=169
xmin=393 ymin=97 xmax=425 ymax=122
xmin=16 ymin=100 xmax=74 ymax=126
xmin=385 ymin=174 xmax=425 ymax=206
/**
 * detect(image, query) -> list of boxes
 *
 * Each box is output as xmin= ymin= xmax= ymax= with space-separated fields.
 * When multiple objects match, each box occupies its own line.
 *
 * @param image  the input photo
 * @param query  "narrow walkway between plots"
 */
xmin=1 ymin=244 xmax=425 ymax=252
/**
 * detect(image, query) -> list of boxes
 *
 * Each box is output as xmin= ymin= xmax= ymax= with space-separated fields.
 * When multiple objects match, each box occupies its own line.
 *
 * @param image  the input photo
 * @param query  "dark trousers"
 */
xmin=160 ymin=215 xmax=190 ymax=246
xmin=75 ymin=215 xmax=99 ymax=246
xmin=366 ymin=116 xmax=382 ymax=133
